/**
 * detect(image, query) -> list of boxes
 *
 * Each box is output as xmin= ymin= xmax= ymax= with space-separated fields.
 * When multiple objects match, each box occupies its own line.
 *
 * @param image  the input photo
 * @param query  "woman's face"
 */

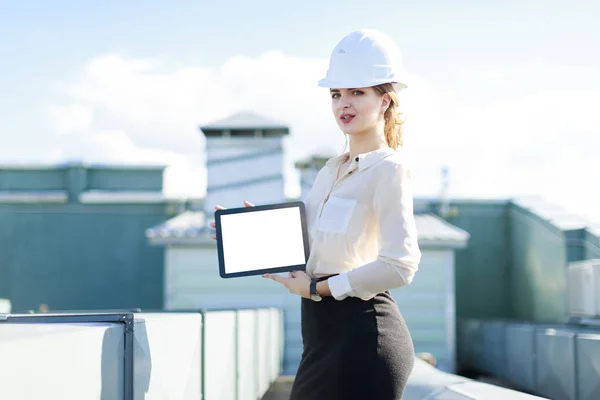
xmin=330 ymin=87 xmax=389 ymax=136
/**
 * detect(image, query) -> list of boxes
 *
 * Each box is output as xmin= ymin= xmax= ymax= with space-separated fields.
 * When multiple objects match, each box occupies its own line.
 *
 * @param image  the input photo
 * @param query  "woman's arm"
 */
xmin=327 ymin=162 xmax=421 ymax=301
xmin=316 ymin=280 xmax=332 ymax=297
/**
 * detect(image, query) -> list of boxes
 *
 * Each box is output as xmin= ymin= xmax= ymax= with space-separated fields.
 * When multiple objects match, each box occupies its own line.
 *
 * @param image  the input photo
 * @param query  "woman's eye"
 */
xmin=353 ymin=90 xmax=363 ymax=95
xmin=331 ymin=93 xmax=340 ymax=99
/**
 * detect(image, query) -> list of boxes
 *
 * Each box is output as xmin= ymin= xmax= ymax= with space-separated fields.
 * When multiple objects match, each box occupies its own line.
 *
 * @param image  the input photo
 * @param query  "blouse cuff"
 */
xmin=327 ymin=273 xmax=355 ymax=300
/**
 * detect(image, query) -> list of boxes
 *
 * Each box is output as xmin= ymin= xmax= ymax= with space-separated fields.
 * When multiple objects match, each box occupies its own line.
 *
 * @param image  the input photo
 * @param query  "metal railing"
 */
xmin=0 ymin=307 xmax=283 ymax=400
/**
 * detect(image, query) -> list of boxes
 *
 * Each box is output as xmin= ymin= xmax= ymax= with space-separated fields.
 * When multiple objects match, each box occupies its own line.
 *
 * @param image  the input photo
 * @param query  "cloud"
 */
xmin=45 ymin=104 xmax=94 ymax=135
xmin=402 ymin=63 xmax=600 ymax=222
xmin=44 ymin=52 xmax=599 ymax=223
xmin=45 ymin=51 xmax=339 ymax=199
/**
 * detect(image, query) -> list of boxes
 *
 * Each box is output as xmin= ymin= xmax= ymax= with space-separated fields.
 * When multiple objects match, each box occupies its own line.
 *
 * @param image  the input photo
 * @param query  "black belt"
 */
xmin=316 ymin=274 xmax=339 ymax=282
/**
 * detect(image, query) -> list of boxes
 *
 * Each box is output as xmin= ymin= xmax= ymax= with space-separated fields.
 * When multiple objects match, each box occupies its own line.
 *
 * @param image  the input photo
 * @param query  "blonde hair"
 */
xmin=373 ymin=83 xmax=404 ymax=149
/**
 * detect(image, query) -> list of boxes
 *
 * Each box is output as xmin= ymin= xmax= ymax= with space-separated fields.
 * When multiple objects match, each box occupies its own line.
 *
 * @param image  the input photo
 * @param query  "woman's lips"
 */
xmin=340 ymin=114 xmax=355 ymax=124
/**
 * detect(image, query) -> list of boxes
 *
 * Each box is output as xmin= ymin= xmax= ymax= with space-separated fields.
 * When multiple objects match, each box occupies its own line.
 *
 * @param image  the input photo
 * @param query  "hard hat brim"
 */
xmin=318 ymin=79 xmax=408 ymax=91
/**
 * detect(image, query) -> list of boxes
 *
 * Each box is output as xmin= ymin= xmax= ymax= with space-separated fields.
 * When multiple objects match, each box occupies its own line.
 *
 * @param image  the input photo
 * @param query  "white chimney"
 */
xmin=294 ymin=154 xmax=331 ymax=201
xmin=439 ymin=165 xmax=450 ymax=218
xmin=200 ymin=111 xmax=289 ymax=214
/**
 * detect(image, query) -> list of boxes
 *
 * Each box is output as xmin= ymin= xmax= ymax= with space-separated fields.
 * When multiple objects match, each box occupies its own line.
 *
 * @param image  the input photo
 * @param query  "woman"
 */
xmin=211 ymin=29 xmax=421 ymax=399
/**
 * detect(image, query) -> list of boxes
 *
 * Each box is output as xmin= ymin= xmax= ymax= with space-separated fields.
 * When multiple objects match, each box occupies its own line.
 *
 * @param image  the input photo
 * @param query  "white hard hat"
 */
xmin=318 ymin=29 xmax=408 ymax=91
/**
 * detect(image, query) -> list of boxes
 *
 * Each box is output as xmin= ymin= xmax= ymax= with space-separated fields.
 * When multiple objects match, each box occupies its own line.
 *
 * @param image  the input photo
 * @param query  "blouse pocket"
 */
xmin=317 ymin=195 xmax=357 ymax=234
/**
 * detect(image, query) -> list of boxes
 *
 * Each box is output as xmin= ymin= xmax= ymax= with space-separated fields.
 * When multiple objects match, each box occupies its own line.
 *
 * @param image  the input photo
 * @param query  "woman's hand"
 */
xmin=209 ymin=200 xmax=254 ymax=240
xmin=263 ymin=270 xmax=312 ymax=299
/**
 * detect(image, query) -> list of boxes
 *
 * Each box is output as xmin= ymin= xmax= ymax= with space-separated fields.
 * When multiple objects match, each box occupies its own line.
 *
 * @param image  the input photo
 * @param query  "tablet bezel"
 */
xmin=214 ymin=201 xmax=310 ymax=278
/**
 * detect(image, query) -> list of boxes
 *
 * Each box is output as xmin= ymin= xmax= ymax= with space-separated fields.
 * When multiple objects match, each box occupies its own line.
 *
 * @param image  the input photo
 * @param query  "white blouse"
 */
xmin=304 ymin=146 xmax=421 ymax=301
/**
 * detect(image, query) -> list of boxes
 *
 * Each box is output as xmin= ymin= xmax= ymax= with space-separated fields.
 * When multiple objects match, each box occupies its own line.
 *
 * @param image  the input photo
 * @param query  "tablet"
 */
xmin=214 ymin=201 xmax=310 ymax=278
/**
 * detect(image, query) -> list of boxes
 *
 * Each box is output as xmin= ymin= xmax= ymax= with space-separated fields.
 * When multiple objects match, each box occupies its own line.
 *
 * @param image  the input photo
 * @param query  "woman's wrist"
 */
xmin=316 ymin=280 xmax=332 ymax=297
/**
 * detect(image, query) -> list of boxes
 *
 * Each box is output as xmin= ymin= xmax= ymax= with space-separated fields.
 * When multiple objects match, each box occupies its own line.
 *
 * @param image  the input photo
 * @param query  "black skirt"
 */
xmin=289 ymin=279 xmax=415 ymax=400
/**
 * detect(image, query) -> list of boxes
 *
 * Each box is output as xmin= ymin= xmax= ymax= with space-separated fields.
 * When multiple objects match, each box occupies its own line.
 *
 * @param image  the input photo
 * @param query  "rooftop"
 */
xmin=200 ymin=111 xmax=289 ymax=131
xmin=145 ymin=210 xmax=469 ymax=248
xmin=414 ymin=213 xmax=470 ymax=248
xmin=511 ymin=196 xmax=591 ymax=231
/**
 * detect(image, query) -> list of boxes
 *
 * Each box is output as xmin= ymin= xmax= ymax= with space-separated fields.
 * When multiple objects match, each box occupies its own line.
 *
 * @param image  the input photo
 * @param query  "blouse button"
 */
xmin=355 ymin=157 xmax=359 ymax=162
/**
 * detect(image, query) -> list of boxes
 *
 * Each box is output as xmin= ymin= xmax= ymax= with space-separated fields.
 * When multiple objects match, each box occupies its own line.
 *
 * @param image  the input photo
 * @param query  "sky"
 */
xmin=1 ymin=0 xmax=599 ymax=223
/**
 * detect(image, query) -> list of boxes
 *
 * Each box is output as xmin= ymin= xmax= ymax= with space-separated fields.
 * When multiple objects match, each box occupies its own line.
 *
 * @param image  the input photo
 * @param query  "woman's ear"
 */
xmin=381 ymin=93 xmax=391 ymax=113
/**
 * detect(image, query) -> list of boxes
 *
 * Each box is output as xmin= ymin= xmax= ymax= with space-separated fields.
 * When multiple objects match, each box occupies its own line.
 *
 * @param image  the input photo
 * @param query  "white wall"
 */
xmin=391 ymin=249 xmax=456 ymax=372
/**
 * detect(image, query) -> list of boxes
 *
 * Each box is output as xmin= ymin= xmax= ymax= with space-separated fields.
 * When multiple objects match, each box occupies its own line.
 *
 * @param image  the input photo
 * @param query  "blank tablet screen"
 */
xmin=216 ymin=202 xmax=309 ymax=278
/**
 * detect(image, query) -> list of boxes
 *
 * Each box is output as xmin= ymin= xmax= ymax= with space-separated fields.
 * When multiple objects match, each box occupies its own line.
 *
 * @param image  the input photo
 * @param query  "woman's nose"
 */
xmin=339 ymin=98 xmax=352 ymax=109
